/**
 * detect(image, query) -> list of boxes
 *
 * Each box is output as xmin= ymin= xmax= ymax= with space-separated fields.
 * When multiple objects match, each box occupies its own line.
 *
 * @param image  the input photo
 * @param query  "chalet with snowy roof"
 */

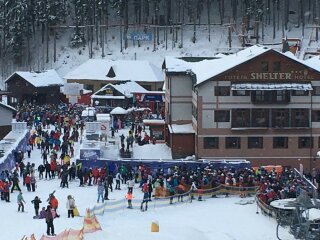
xmin=0 ymin=102 xmax=16 ymax=139
xmin=5 ymin=70 xmax=64 ymax=105
xmin=64 ymin=59 xmax=164 ymax=93
xmin=163 ymin=45 xmax=320 ymax=170
xmin=91 ymin=81 xmax=146 ymax=111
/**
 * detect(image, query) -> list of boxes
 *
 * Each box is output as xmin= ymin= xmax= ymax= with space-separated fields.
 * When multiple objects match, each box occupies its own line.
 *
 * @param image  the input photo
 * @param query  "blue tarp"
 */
xmin=76 ymin=158 xmax=251 ymax=175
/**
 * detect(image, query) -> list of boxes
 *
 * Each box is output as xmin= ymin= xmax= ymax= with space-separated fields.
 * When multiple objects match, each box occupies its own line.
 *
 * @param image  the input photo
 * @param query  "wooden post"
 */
xmin=53 ymin=27 xmax=56 ymax=62
xmin=228 ymin=26 xmax=232 ymax=49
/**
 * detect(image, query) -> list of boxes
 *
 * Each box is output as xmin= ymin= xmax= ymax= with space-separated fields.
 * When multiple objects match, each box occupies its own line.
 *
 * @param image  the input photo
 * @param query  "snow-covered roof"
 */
xmin=0 ymin=102 xmax=16 ymax=112
xmin=143 ymin=119 xmax=165 ymax=125
xmin=231 ymin=83 xmax=313 ymax=91
xmin=92 ymin=81 xmax=146 ymax=98
xmin=6 ymin=69 xmax=64 ymax=87
xmin=110 ymin=107 xmax=127 ymax=115
xmin=304 ymin=55 xmax=320 ymax=71
xmin=96 ymin=114 xmax=111 ymax=122
xmin=168 ymin=123 xmax=195 ymax=134
xmin=64 ymin=59 xmax=164 ymax=82
xmin=164 ymin=45 xmax=320 ymax=86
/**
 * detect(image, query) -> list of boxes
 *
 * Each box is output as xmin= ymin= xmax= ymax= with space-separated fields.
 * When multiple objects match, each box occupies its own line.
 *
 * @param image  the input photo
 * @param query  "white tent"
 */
xmin=110 ymin=107 xmax=127 ymax=115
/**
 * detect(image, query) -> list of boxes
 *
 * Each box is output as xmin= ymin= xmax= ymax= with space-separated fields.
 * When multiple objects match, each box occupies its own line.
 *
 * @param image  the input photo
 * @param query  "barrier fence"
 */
xmin=21 ymin=210 xmax=102 ymax=240
xmin=86 ymin=184 xmax=259 ymax=216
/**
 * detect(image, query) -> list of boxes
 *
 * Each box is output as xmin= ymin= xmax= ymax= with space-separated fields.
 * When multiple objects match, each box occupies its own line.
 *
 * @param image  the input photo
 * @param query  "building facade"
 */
xmin=164 ymin=45 xmax=320 ymax=170
xmin=5 ymin=70 xmax=63 ymax=105
xmin=0 ymin=102 xmax=16 ymax=139
xmin=64 ymin=59 xmax=164 ymax=93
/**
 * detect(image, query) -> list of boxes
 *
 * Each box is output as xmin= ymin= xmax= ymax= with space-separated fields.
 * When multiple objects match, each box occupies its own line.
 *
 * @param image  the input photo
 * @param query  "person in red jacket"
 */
xmin=49 ymin=194 xmax=59 ymax=218
xmin=267 ymin=189 xmax=277 ymax=204
xmin=24 ymin=174 xmax=31 ymax=191
xmin=50 ymin=161 xmax=57 ymax=179
xmin=93 ymin=168 xmax=99 ymax=185
xmin=3 ymin=181 xmax=11 ymax=202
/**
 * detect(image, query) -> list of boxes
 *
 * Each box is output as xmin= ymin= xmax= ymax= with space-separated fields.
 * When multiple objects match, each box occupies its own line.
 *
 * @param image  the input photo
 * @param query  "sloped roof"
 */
xmin=0 ymin=102 xmax=16 ymax=112
xmin=6 ymin=70 xmax=64 ymax=87
xmin=304 ymin=55 xmax=320 ymax=71
xmin=164 ymin=45 xmax=270 ymax=85
xmin=165 ymin=45 xmax=320 ymax=86
xmin=64 ymin=59 xmax=164 ymax=82
xmin=92 ymin=81 xmax=146 ymax=98
xmin=110 ymin=107 xmax=127 ymax=115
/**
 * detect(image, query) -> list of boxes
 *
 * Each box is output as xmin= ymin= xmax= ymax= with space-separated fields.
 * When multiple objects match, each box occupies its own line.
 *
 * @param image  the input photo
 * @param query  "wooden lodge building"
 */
xmin=5 ymin=70 xmax=64 ymax=106
xmin=164 ymin=45 xmax=320 ymax=171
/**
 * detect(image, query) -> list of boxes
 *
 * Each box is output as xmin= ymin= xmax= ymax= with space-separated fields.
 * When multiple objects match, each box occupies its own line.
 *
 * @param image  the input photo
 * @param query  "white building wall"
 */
xmin=0 ymin=107 xmax=13 ymax=126
xmin=171 ymin=75 xmax=192 ymax=97
xmin=171 ymin=102 xmax=192 ymax=121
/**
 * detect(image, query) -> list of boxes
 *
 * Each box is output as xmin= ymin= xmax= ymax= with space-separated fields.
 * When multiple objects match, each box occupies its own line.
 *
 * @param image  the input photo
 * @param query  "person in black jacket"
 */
xmin=107 ymin=173 xmax=113 ymax=192
xmin=77 ymin=167 xmax=84 ymax=187
xmin=10 ymin=171 xmax=21 ymax=193
xmin=38 ymin=164 xmax=45 ymax=180
xmin=45 ymin=161 xmax=51 ymax=179
xmin=31 ymin=196 xmax=42 ymax=216
xmin=45 ymin=205 xmax=55 ymax=236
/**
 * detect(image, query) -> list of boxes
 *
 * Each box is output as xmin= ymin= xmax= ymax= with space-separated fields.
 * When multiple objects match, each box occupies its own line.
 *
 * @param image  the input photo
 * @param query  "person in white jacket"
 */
xmin=115 ymin=172 xmax=122 ymax=190
xmin=127 ymin=178 xmax=135 ymax=193
xmin=66 ymin=195 xmax=75 ymax=218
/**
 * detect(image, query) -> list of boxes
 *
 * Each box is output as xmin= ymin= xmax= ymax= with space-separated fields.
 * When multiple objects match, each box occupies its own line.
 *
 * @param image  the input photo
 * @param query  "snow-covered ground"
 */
xmin=1 ymin=127 xmax=295 ymax=240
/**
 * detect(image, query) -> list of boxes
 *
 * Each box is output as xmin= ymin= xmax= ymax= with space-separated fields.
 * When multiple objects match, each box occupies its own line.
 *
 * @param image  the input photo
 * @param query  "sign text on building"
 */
xmin=224 ymin=70 xmax=314 ymax=81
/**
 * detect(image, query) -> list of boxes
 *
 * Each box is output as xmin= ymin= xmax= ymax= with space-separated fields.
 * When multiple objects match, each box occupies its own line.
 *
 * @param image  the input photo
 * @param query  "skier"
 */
xmin=17 ymin=191 xmax=26 ymax=212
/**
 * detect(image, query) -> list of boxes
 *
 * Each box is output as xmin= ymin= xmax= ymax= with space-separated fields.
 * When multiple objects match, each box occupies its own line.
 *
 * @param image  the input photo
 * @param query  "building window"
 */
xmin=248 ymin=137 xmax=263 ymax=149
xmin=272 ymin=109 xmax=289 ymax=128
xmin=312 ymin=86 xmax=320 ymax=96
xmin=214 ymin=86 xmax=230 ymax=96
xmin=275 ymin=90 xmax=287 ymax=102
xmin=273 ymin=137 xmax=288 ymax=148
xmin=226 ymin=137 xmax=241 ymax=149
xmin=261 ymin=61 xmax=269 ymax=72
xmin=312 ymin=110 xmax=320 ymax=122
xmin=252 ymin=90 xmax=290 ymax=104
xmin=203 ymin=137 xmax=219 ymax=149
xmin=298 ymin=137 xmax=313 ymax=148
xmin=292 ymin=90 xmax=308 ymax=96
xmin=214 ymin=110 xmax=230 ymax=122
xmin=233 ymin=90 xmax=249 ymax=96
xmin=273 ymin=61 xmax=281 ymax=71
xmin=252 ymin=109 xmax=269 ymax=127
xmin=291 ymin=108 xmax=309 ymax=127
xmin=232 ymin=109 xmax=250 ymax=128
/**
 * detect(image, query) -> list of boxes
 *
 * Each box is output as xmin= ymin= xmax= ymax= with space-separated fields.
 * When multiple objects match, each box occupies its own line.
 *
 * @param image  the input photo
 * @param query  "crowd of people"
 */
xmin=0 ymin=102 xmax=317 ymax=236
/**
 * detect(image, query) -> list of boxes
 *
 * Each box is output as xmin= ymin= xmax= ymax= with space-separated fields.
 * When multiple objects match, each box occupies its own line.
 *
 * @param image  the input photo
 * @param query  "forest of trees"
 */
xmin=1 ymin=0 xmax=320 ymax=80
